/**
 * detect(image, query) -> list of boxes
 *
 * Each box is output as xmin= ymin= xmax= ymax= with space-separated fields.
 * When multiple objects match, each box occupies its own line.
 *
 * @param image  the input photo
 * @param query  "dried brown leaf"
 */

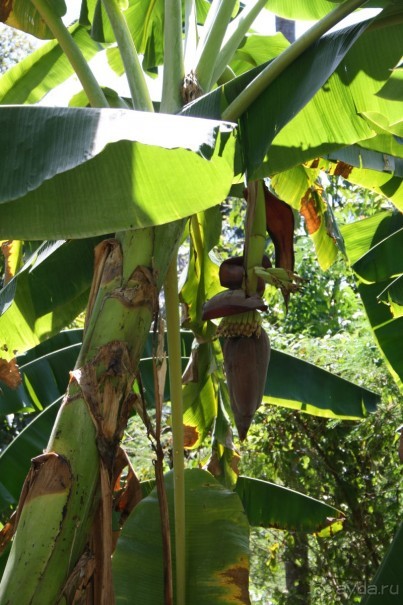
xmin=0 ymin=357 xmax=21 ymax=389
xmin=263 ymin=183 xmax=295 ymax=273
xmin=300 ymin=190 xmax=321 ymax=234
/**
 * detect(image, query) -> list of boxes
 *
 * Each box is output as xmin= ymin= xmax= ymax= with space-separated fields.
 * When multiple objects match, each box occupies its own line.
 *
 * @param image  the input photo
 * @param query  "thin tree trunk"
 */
xmin=284 ymin=532 xmax=311 ymax=605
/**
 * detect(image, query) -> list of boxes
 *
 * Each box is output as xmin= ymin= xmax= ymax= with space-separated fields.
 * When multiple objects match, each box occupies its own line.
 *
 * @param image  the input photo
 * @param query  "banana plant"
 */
xmin=0 ymin=0 xmax=402 ymax=602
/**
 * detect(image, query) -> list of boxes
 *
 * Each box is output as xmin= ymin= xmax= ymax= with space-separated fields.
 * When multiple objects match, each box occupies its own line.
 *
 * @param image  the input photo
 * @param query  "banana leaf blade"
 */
xmin=235 ymin=476 xmax=344 ymax=536
xmin=113 ymin=468 xmax=250 ymax=605
xmin=0 ymin=107 xmax=236 ymax=239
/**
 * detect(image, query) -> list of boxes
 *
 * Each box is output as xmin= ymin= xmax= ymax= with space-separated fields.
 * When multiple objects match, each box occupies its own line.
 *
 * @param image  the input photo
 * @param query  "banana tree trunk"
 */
xmin=0 ymin=221 xmax=185 ymax=604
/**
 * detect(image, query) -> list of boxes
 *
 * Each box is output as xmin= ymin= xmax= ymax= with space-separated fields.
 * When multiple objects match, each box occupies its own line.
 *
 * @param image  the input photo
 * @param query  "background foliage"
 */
xmin=1 ymin=2 xmax=403 ymax=603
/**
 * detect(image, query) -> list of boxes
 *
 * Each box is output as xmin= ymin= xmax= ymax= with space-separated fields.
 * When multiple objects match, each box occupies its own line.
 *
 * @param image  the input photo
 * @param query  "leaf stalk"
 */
xmin=222 ymin=0 xmax=368 ymax=122
xmin=101 ymin=0 xmax=154 ymax=112
xmin=195 ymin=0 xmax=238 ymax=92
xmin=164 ymin=251 xmax=186 ymax=605
xmin=161 ymin=0 xmax=185 ymax=114
xmin=30 ymin=0 xmax=108 ymax=108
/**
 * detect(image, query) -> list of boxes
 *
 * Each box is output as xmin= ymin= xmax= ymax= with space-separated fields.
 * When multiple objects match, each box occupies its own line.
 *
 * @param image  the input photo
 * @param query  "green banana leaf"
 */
xmin=341 ymin=211 xmax=403 ymax=389
xmin=0 ymin=107 xmax=236 ymax=240
xmin=0 ymin=0 xmax=66 ymax=39
xmin=271 ymin=165 xmax=340 ymax=270
xmin=360 ymin=522 xmax=403 ymax=604
xmin=0 ymin=341 xmax=82 ymax=417
xmin=262 ymin=348 xmax=378 ymax=419
xmin=0 ymin=25 xmax=105 ymax=105
xmin=0 ymin=238 xmax=104 ymax=362
xmin=20 ymin=328 xmax=84 ymax=363
xmin=354 ymin=229 xmax=403 ymax=284
xmin=235 ymin=476 xmax=343 ymax=537
xmin=267 ymin=0 xmax=393 ymax=20
xmin=340 ymin=211 xmax=402 ymax=265
xmin=0 ymin=400 xmax=60 ymax=520
xmin=112 ymin=468 xmax=250 ymax=605
xmin=183 ymin=12 xmax=397 ymax=177
xmin=229 ymin=32 xmax=290 ymax=76
xmin=260 ymin=10 xmax=403 ymax=177
xmin=137 ymin=475 xmax=343 ymax=535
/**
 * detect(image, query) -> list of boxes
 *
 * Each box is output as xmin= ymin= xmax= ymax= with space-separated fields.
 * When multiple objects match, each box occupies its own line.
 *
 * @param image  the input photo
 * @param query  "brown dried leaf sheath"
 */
xmin=0 ymin=0 xmax=12 ymax=23
xmin=300 ymin=190 xmax=321 ymax=234
xmin=0 ymin=513 xmax=16 ymax=554
xmin=334 ymin=160 xmax=353 ymax=179
xmin=0 ymin=357 xmax=21 ymax=389
xmin=263 ymin=184 xmax=295 ymax=273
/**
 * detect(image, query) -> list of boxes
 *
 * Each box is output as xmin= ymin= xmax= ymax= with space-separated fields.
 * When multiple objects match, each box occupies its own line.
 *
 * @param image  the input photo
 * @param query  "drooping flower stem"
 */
xmin=164 ymin=251 xmax=186 ymax=605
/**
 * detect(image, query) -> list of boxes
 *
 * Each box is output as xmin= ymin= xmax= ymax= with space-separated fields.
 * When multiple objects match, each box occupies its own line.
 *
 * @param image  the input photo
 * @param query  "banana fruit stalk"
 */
xmin=223 ymin=328 xmax=270 ymax=441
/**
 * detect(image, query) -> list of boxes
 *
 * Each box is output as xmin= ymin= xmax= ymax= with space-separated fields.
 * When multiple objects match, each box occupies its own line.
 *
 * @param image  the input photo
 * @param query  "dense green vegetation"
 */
xmin=0 ymin=1 xmax=402 ymax=603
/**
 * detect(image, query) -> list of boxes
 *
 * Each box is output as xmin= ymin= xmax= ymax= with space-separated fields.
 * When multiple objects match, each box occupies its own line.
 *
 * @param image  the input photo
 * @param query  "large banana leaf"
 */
xmin=0 ymin=0 xmax=66 ymax=39
xmin=235 ymin=476 xmax=343 ymax=537
xmin=112 ymin=469 xmax=250 ymax=605
xmin=0 ymin=25 xmax=105 ymax=105
xmin=361 ymin=522 xmax=403 ymax=604
xmin=0 ymin=107 xmax=236 ymax=239
xmin=262 ymin=348 xmax=378 ymax=419
xmin=341 ymin=211 xmax=403 ymax=389
xmin=183 ymin=8 xmax=402 ymax=179
xmin=259 ymin=9 xmax=403 ymax=177
xmin=0 ymin=400 xmax=60 ymax=520
xmin=139 ymin=475 xmax=343 ymax=536
xmin=267 ymin=0 xmax=393 ymax=20
xmin=0 ymin=238 xmax=104 ymax=362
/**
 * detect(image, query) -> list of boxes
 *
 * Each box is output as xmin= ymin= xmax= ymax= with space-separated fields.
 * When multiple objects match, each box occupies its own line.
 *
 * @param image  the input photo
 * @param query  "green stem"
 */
xmin=244 ymin=180 xmax=266 ymax=296
xmin=161 ymin=0 xmax=185 ymax=114
xmin=210 ymin=0 xmax=267 ymax=86
xmin=222 ymin=0 xmax=368 ymax=122
xmin=30 ymin=0 xmax=108 ymax=108
xmin=164 ymin=251 xmax=186 ymax=605
xmin=184 ymin=0 xmax=198 ymax=74
xmin=101 ymin=0 xmax=154 ymax=112
xmin=195 ymin=0 xmax=238 ymax=92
